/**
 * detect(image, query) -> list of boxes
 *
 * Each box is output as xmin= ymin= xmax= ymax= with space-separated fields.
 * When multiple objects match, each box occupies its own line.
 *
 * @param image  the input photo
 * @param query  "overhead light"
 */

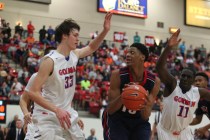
xmin=169 ymin=27 xmax=179 ymax=34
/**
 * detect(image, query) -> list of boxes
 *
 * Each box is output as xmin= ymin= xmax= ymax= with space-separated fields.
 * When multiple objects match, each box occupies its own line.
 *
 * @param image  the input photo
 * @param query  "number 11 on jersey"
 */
xmin=177 ymin=105 xmax=189 ymax=118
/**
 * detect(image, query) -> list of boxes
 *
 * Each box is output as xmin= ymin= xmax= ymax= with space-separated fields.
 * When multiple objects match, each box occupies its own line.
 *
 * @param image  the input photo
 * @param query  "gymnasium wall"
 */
xmin=0 ymin=0 xmax=210 ymax=51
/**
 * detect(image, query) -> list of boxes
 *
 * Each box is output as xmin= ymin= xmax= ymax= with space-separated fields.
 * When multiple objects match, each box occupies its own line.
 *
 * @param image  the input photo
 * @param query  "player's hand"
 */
xmin=139 ymin=94 xmax=153 ymax=110
xmin=55 ymin=108 xmax=71 ymax=129
xmin=77 ymin=118 xmax=84 ymax=130
xmin=103 ymin=12 xmax=112 ymax=32
xmin=24 ymin=112 xmax=32 ymax=124
xmin=168 ymin=29 xmax=181 ymax=48
xmin=195 ymin=127 xmax=207 ymax=138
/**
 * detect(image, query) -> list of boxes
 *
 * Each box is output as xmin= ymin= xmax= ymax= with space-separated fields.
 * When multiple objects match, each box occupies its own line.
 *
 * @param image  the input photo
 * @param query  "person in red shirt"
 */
xmin=27 ymin=21 xmax=35 ymax=36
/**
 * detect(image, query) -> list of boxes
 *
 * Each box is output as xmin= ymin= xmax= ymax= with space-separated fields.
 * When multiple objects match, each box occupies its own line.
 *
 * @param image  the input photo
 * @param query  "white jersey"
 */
xmin=34 ymin=50 xmax=78 ymax=113
xmin=160 ymin=82 xmax=200 ymax=132
xmin=25 ymin=73 xmax=37 ymax=92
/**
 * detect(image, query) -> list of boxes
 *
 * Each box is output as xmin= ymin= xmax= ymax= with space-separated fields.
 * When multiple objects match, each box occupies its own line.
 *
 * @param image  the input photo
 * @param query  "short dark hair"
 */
xmin=55 ymin=19 xmax=80 ymax=43
xmin=182 ymin=67 xmax=196 ymax=77
xmin=130 ymin=43 xmax=149 ymax=61
xmin=195 ymin=72 xmax=209 ymax=81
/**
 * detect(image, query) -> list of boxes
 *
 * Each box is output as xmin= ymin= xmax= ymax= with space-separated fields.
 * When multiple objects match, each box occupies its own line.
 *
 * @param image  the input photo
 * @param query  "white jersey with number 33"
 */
xmin=34 ymin=50 xmax=78 ymax=113
xmin=160 ymin=82 xmax=200 ymax=132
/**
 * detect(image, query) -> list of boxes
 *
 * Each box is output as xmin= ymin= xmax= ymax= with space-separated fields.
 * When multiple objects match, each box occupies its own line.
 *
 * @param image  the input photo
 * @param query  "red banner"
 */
xmin=113 ymin=32 xmax=124 ymax=43
xmin=145 ymin=36 xmax=155 ymax=47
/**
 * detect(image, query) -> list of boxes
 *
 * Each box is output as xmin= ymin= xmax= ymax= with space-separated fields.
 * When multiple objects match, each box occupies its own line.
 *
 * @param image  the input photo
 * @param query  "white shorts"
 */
xmin=157 ymin=123 xmax=194 ymax=140
xmin=25 ymin=108 xmax=85 ymax=140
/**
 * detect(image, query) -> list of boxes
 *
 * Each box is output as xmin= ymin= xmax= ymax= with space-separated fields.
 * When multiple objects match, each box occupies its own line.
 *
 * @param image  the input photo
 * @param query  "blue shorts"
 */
xmin=102 ymin=110 xmax=151 ymax=140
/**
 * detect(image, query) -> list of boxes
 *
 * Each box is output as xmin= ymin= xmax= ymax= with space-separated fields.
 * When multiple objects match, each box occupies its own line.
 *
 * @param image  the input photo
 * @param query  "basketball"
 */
xmin=121 ymin=84 xmax=148 ymax=110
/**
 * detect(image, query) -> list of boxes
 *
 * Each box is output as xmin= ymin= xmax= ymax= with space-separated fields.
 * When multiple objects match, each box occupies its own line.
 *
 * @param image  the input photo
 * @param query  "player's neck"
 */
xmin=129 ymin=66 xmax=144 ymax=82
xmin=57 ymin=45 xmax=72 ymax=57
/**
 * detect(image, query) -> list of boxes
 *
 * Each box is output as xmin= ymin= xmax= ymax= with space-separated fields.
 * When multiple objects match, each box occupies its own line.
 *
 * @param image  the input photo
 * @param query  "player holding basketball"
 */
xmin=26 ymin=12 xmax=112 ymax=140
xmin=156 ymin=29 xmax=210 ymax=140
xmin=190 ymin=72 xmax=210 ymax=139
xmin=102 ymin=43 xmax=161 ymax=140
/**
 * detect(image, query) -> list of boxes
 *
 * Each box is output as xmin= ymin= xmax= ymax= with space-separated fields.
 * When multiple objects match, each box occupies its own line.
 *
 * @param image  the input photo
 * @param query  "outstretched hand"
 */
xmin=168 ymin=29 xmax=181 ymax=48
xmin=103 ymin=12 xmax=113 ymax=31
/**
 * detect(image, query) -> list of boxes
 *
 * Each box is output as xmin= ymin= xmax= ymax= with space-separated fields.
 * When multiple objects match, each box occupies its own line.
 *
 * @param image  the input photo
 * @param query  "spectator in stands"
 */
xmin=133 ymin=31 xmax=140 ymax=43
xmin=200 ymin=44 xmax=207 ymax=60
xmin=100 ymin=40 xmax=108 ymax=49
xmin=88 ymin=67 xmax=97 ymax=80
xmin=87 ymin=128 xmax=98 ymax=140
xmin=7 ymin=39 xmax=17 ymax=59
xmin=6 ymin=119 xmax=25 ymax=140
xmin=39 ymin=25 xmax=47 ymax=43
xmin=25 ymin=33 xmax=35 ymax=44
xmin=0 ymin=125 xmax=4 ymax=140
xmin=81 ymin=74 xmax=91 ymax=90
xmin=179 ymin=41 xmax=186 ymax=58
xmin=27 ymin=20 xmax=35 ymax=36
xmin=186 ymin=45 xmax=194 ymax=58
xmin=15 ymin=22 xmax=24 ymax=37
xmin=47 ymin=25 xmax=55 ymax=41
xmin=0 ymin=81 xmax=10 ymax=97
xmin=121 ymin=32 xmax=128 ymax=49
xmin=5 ymin=75 xmax=13 ymax=88
xmin=9 ymin=77 xmax=23 ymax=101
xmin=92 ymin=31 xmax=98 ymax=39
xmin=8 ymin=115 xmax=19 ymax=129
xmin=18 ymin=67 xmax=29 ymax=80
xmin=3 ymin=33 xmax=10 ymax=44
xmin=5 ymin=22 xmax=11 ymax=38
xmin=77 ymin=42 xmax=85 ymax=49
xmin=157 ymin=40 xmax=164 ymax=55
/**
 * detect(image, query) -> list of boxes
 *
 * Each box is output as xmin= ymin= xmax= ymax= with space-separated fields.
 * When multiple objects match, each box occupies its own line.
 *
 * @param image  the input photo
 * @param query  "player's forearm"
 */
xmin=89 ymin=29 xmax=109 ymax=52
xmin=28 ymin=91 xmax=57 ymax=113
xmin=19 ymin=96 xmax=30 ymax=115
xmin=107 ymin=96 xmax=122 ymax=114
xmin=156 ymin=45 xmax=171 ymax=71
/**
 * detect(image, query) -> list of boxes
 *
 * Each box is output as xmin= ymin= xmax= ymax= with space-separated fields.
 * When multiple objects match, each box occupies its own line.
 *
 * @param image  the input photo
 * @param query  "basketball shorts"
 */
xmin=25 ymin=108 xmax=85 ymax=140
xmin=157 ymin=123 xmax=194 ymax=140
xmin=102 ymin=110 xmax=151 ymax=140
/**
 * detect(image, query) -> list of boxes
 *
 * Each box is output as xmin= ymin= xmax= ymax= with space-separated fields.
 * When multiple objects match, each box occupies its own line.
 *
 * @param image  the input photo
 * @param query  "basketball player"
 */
xmin=191 ymin=72 xmax=210 ymax=140
xmin=102 ymin=43 xmax=161 ymax=140
xmin=156 ymin=29 xmax=210 ymax=140
xmin=20 ymin=47 xmax=56 ymax=124
xmin=26 ymin=12 xmax=112 ymax=140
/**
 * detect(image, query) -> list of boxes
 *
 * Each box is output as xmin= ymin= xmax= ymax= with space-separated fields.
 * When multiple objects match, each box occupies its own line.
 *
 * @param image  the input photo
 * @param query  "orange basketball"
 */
xmin=121 ymin=84 xmax=148 ymax=110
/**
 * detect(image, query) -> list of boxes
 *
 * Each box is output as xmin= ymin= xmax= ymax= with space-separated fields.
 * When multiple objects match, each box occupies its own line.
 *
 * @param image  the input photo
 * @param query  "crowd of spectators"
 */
xmin=0 ymin=17 xmax=210 ymax=118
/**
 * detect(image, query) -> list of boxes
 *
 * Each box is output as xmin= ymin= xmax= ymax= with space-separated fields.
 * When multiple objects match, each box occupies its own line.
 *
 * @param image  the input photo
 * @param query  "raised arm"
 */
xmin=107 ymin=70 xmax=122 ymax=115
xmin=75 ymin=12 xmax=112 ymax=58
xmin=156 ymin=29 xmax=181 ymax=96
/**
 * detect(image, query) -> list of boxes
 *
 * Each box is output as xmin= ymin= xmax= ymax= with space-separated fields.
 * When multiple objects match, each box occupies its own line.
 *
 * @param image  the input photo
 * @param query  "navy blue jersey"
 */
xmin=117 ymin=66 xmax=156 ymax=118
xmin=195 ymin=99 xmax=210 ymax=119
xmin=102 ymin=67 xmax=156 ymax=140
